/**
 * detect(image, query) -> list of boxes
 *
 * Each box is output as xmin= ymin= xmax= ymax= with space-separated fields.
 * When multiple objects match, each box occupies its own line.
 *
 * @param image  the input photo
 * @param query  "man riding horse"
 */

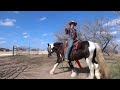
xmin=64 ymin=21 xmax=78 ymax=62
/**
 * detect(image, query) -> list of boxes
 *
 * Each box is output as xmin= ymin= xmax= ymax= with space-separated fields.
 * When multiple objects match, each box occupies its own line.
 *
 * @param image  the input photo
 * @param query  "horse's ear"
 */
xmin=48 ymin=43 xmax=49 ymax=46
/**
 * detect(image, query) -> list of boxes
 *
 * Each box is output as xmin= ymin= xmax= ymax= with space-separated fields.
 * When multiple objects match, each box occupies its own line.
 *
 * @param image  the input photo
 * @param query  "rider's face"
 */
xmin=70 ymin=24 xmax=74 ymax=28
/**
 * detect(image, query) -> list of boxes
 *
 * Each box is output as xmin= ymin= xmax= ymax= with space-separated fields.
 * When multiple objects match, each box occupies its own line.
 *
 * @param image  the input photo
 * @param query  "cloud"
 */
xmin=0 ymin=38 xmax=5 ymax=40
xmin=0 ymin=18 xmax=16 ymax=26
xmin=50 ymin=33 xmax=53 ymax=35
xmin=103 ymin=18 xmax=120 ymax=27
xmin=116 ymin=39 xmax=120 ymax=43
xmin=23 ymin=35 xmax=29 ymax=39
xmin=22 ymin=32 xmax=30 ymax=39
xmin=96 ymin=31 xmax=108 ymax=35
xmin=40 ymin=17 xmax=47 ymax=21
xmin=16 ymin=26 xmax=21 ymax=29
xmin=96 ymin=31 xmax=117 ymax=35
xmin=41 ymin=41 xmax=47 ymax=44
xmin=22 ymin=32 xmax=28 ymax=35
xmin=13 ymin=11 xmax=20 ymax=14
xmin=42 ymin=33 xmax=48 ymax=37
xmin=0 ymin=37 xmax=6 ymax=44
xmin=110 ymin=31 xmax=117 ymax=35
xmin=0 ymin=41 xmax=6 ymax=44
xmin=42 ymin=33 xmax=53 ymax=37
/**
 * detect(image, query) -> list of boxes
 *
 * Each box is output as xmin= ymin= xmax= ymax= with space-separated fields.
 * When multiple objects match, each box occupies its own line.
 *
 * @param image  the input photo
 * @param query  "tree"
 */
xmin=80 ymin=17 xmax=117 ymax=55
xmin=114 ymin=11 xmax=120 ymax=16
xmin=54 ymin=30 xmax=66 ymax=42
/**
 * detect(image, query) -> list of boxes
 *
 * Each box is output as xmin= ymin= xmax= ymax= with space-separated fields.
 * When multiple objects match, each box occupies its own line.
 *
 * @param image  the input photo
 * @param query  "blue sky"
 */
xmin=0 ymin=11 xmax=119 ymax=50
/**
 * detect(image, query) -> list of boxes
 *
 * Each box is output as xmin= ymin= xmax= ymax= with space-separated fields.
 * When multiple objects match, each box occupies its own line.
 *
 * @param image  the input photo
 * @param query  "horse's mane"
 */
xmin=54 ymin=42 xmax=63 ymax=47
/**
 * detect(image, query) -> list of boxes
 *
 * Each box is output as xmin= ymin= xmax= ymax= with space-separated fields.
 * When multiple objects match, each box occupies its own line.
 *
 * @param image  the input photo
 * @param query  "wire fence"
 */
xmin=13 ymin=46 xmax=48 ymax=56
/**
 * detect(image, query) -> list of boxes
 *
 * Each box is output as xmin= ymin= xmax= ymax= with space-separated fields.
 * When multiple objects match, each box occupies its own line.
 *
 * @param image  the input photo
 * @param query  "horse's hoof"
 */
xmin=50 ymin=70 xmax=54 ymax=75
xmin=86 ymin=75 xmax=94 ymax=79
xmin=86 ymin=77 xmax=90 ymax=79
xmin=71 ymin=73 xmax=77 ymax=77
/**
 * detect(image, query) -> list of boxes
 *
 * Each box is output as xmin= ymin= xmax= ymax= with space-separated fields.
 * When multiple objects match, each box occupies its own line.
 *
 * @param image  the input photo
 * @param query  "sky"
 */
xmin=0 ymin=11 xmax=120 ymax=50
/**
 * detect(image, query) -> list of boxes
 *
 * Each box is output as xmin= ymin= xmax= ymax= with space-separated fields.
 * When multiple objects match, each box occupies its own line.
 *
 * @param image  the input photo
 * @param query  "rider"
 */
xmin=64 ymin=21 xmax=78 ymax=62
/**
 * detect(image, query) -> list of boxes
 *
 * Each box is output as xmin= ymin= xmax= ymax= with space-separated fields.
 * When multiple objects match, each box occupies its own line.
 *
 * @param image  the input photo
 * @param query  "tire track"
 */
xmin=12 ymin=66 xmax=28 ymax=79
xmin=0 ymin=65 xmax=28 ymax=79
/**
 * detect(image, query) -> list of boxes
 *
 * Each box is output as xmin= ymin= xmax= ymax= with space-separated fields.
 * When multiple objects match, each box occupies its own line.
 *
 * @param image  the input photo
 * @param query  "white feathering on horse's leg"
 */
xmin=71 ymin=69 xmax=77 ymax=77
xmin=94 ymin=63 xmax=101 ymax=79
xmin=86 ymin=58 xmax=94 ymax=79
xmin=50 ymin=63 xmax=59 ymax=75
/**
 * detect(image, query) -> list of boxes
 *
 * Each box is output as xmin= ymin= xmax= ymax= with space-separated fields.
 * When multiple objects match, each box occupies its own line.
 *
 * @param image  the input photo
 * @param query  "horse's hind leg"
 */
xmin=86 ymin=58 xmax=94 ymax=79
xmin=94 ymin=63 xmax=101 ymax=79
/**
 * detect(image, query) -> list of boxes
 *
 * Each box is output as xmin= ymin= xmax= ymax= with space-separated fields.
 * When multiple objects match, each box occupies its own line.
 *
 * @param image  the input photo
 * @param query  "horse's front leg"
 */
xmin=50 ymin=62 xmax=59 ymax=74
xmin=50 ymin=54 xmax=62 ymax=74
xmin=68 ymin=61 xmax=77 ymax=77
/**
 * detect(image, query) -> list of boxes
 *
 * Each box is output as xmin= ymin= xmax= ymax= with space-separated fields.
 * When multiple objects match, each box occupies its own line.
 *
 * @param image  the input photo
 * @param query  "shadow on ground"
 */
xmin=54 ymin=67 xmax=90 ymax=74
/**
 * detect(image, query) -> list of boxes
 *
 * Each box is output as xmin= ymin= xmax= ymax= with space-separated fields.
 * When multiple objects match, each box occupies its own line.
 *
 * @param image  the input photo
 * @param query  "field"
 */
xmin=0 ymin=53 xmax=120 ymax=79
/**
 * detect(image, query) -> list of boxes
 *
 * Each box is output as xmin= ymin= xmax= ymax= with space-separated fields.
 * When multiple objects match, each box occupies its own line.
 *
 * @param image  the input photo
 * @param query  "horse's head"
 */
xmin=47 ymin=43 xmax=54 ymax=57
xmin=48 ymin=42 xmax=64 ymax=55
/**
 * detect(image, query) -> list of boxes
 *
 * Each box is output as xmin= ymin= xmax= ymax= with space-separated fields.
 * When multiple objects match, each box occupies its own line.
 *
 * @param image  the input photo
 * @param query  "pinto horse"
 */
xmin=48 ymin=40 xmax=110 ymax=79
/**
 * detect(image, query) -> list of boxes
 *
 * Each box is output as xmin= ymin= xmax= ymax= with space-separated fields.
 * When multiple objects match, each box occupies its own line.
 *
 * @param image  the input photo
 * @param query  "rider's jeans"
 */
xmin=65 ymin=37 xmax=73 ymax=59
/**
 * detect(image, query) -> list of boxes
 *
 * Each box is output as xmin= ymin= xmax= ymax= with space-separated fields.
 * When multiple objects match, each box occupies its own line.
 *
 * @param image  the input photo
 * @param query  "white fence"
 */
xmin=16 ymin=50 xmax=48 ymax=55
xmin=0 ymin=51 xmax=48 ymax=57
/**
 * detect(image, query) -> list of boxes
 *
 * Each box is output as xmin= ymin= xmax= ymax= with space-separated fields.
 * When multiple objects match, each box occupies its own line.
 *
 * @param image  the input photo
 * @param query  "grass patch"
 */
xmin=109 ymin=61 xmax=120 ymax=79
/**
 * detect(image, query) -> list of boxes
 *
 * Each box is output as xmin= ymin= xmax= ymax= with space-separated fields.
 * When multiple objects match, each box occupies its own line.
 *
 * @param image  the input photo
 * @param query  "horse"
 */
xmin=48 ymin=40 xmax=110 ymax=79
xmin=47 ymin=43 xmax=54 ymax=57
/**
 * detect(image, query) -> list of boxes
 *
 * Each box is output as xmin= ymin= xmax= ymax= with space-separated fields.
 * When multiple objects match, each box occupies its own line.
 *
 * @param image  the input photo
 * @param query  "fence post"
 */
xmin=13 ymin=46 xmax=14 ymax=56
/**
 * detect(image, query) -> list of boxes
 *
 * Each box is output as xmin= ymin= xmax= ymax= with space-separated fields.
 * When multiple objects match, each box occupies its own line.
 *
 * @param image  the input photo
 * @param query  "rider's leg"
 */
xmin=65 ymin=37 xmax=73 ymax=61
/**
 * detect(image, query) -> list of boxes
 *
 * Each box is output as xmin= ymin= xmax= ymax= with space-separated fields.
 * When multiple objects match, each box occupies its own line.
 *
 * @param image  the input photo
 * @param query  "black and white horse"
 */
xmin=48 ymin=41 xmax=110 ymax=79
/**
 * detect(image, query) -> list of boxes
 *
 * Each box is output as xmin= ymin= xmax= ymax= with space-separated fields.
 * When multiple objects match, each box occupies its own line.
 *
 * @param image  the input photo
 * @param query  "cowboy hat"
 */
xmin=69 ymin=21 xmax=77 ymax=26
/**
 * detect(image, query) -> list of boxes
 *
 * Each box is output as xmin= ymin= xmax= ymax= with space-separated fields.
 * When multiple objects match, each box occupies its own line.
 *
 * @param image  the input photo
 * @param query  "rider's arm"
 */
xmin=64 ymin=25 xmax=69 ymax=35
xmin=65 ymin=28 xmax=69 ymax=34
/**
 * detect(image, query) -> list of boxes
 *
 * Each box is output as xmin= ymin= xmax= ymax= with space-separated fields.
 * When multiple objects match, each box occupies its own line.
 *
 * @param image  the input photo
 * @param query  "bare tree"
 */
xmin=80 ymin=17 xmax=117 ymax=55
xmin=54 ymin=17 xmax=117 ymax=55
xmin=114 ymin=11 xmax=120 ymax=16
xmin=54 ymin=30 xmax=66 ymax=42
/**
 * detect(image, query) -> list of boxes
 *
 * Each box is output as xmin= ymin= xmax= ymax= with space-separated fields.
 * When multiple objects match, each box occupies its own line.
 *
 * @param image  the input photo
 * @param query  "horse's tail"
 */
xmin=94 ymin=43 xmax=110 ymax=79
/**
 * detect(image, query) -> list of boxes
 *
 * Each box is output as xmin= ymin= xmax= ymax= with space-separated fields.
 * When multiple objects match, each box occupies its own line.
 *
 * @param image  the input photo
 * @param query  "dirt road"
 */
xmin=0 ymin=55 xmax=90 ymax=79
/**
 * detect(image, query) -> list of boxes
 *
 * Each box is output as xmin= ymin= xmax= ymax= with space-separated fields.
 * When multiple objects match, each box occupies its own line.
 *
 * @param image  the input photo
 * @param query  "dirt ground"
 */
xmin=0 ymin=53 xmax=119 ymax=79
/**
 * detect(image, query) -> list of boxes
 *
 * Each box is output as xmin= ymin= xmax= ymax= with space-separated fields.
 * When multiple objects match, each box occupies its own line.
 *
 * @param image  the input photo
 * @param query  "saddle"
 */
xmin=65 ymin=38 xmax=82 ymax=50
xmin=73 ymin=39 xmax=82 ymax=50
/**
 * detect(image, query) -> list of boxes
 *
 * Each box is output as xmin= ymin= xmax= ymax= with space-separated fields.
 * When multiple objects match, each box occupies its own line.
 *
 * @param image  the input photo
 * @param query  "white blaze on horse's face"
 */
xmin=50 ymin=44 xmax=54 ymax=52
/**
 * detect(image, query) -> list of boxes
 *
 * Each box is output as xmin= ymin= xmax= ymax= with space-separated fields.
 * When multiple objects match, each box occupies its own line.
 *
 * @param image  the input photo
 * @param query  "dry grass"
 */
xmin=109 ymin=61 xmax=120 ymax=79
xmin=0 ymin=54 xmax=50 ymax=66
xmin=104 ymin=53 xmax=120 ymax=79
xmin=0 ymin=51 xmax=12 ymax=54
